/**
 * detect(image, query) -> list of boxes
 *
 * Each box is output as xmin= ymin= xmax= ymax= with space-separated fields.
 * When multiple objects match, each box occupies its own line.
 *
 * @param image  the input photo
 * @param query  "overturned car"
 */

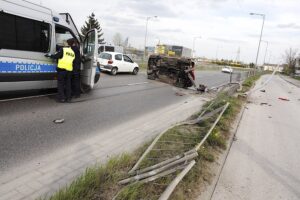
xmin=147 ymin=55 xmax=194 ymax=88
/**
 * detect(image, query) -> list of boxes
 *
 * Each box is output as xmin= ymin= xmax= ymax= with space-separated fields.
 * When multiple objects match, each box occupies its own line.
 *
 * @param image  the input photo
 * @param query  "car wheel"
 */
xmin=111 ymin=67 xmax=118 ymax=76
xmin=132 ymin=67 xmax=139 ymax=75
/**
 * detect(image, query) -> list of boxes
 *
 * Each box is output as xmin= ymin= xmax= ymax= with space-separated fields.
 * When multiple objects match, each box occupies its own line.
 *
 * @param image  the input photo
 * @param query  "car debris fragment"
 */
xmin=278 ymin=97 xmax=290 ymax=101
xmin=53 ymin=119 xmax=65 ymax=124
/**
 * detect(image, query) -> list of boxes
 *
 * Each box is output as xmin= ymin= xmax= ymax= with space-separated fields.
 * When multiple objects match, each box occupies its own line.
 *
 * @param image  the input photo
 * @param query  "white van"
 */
xmin=0 ymin=0 xmax=100 ymax=92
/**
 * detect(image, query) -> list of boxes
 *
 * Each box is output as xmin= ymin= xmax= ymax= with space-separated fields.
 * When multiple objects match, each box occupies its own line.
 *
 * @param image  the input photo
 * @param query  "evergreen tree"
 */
xmin=81 ymin=13 xmax=104 ymax=43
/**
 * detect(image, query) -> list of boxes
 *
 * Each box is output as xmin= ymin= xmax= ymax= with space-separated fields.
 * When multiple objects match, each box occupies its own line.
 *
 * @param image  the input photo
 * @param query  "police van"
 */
xmin=0 ymin=0 xmax=100 ymax=93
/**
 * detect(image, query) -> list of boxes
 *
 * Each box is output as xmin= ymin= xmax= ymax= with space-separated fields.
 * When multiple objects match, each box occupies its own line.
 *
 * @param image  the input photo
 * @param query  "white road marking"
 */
xmin=0 ymin=82 xmax=150 ymax=102
xmin=127 ymin=82 xmax=149 ymax=86
xmin=0 ymin=93 xmax=55 ymax=102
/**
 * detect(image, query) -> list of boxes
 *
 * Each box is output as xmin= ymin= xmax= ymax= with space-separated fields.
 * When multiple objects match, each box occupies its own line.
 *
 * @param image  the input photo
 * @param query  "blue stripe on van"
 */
xmin=0 ymin=61 xmax=101 ymax=73
xmin=0 ymin=61 xmax=56 ymax=73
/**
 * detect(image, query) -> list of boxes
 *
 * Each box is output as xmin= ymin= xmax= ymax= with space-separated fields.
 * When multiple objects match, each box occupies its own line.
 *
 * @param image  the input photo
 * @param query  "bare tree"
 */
xmin=113 ymin=33 xmax=123 ymax=46
xmin=283 ymin=48 xmax=298 ymax=75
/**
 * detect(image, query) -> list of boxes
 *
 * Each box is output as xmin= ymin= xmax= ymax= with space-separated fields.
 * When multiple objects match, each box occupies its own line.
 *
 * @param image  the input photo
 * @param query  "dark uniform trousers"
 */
xmin=57 ymin=68 xmax=72 ymax=100
xmin=72 ymin=68 xmax=81 ymax=97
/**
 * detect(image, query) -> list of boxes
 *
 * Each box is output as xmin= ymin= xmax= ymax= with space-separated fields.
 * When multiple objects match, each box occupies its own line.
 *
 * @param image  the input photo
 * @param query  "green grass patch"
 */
xmin=292 ymin=76 xmax=300 ymax=81
xmin=41 ymin=143 xmax=151 ymax=200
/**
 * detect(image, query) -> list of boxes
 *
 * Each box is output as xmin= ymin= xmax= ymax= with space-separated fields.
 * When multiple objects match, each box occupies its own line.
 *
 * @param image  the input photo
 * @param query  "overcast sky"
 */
xmin=35 ymin=0 xmax=300 ymax=64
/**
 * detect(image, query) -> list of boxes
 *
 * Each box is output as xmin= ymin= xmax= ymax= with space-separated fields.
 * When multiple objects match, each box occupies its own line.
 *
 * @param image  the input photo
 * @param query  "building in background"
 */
xmin=145 ymin=46 xmax=155 ymax=56
xmin=155 ymin=45 xmax=192 ymax=58
xmin=263 ymin=63 xmax=283 ymax=72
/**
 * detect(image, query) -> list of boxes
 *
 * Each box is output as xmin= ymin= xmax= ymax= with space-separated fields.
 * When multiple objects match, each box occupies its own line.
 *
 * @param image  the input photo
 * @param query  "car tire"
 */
xmin=132 ymin=67 xmax=139 ymax=75
xmin=111 ymin=67 xmax=118 ymax=76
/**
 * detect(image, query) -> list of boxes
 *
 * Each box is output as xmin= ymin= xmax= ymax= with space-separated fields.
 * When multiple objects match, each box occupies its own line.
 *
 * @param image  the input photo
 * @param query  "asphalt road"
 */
xmin=211 ymin=75 xmax=300 ymax=200
xmin=0 ymin=70 xmax=245 ymax=173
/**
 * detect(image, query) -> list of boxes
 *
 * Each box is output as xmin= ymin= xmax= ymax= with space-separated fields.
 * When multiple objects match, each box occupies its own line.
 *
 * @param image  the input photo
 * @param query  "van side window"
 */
xmin=55 ymin=26 xmax=75 ymax=50
xmin=0 ymin=12 xmax=50 ymax=52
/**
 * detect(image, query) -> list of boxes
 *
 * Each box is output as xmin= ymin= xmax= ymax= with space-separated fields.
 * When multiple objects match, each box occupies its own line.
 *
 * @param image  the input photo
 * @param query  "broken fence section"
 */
xmin=115 ymin=102 xmax=230 ymax=200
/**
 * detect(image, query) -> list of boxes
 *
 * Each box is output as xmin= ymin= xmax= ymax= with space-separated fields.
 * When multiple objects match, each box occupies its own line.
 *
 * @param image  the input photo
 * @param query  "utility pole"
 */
xmin=144 ymin=16 xmax=157 ymax=61
xmin=235 ymin=47 xmax=240 ymax=62
xmin=250 ymin=12 xmax=266 ymax=69
xmin=192 ymin=36 xmax=201 ymax=58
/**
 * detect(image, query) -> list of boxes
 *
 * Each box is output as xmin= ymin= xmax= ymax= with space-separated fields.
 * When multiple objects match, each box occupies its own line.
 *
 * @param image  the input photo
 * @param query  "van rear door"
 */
xmin=81 ymin=29 xmax=99 ymax=91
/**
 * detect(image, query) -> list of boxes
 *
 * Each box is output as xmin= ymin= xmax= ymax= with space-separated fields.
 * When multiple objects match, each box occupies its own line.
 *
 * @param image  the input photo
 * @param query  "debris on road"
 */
xmin=53 ymin=119 xmax=65 ymax=124
xmin=238 ymin=93 xmax=247 ymax=99
xmin=197 ymin=84 xmax=207 ymax=92
xmin=260 ymin=102 xmax=268 ymax=105
xmin=278 ymin=97 xmax=290 ymax=101
xmin=175 ymin=92 xmax=185 ymax=96
xmin=260 ymin=89 xmax=266 ymax=92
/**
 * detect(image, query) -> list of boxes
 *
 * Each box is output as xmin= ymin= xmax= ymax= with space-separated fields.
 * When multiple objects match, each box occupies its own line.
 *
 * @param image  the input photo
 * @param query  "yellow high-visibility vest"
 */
xmin=57 ymin=47 xmax=75 ymax=71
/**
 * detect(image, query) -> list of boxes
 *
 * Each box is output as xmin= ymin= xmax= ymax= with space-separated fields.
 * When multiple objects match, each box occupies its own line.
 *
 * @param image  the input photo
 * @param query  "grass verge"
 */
xmin=43 ymin=74 xmax=262 ymax=200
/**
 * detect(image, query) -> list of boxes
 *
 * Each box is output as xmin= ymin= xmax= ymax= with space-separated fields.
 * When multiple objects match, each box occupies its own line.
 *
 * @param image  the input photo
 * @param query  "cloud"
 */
xmin=277 ymin=23 xmax=300 ymax=29
xmin=208 ymin=37 xmax=246 ymax=44
xmin=156 ymin=28 xmax=183 ymax=33
xmin=30 ymin=0 xmax=300 ymax=64
xmin=123 ymin=1 xmax=177 ymax=18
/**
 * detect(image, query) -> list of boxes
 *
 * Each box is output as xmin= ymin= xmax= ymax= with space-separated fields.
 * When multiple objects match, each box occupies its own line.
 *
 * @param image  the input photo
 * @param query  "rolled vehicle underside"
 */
xmin=147 ymin=55 xmax=193 ymax=88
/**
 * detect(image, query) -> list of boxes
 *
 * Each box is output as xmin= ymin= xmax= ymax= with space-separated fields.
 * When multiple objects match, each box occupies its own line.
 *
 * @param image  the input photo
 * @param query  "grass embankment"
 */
xmin=241 ymin=73 xmax=262 ymax=93
xmin=44 ymin=74 xmax=261 ymax=200
xmin=292 ymin=76 xmax=300 ymax=81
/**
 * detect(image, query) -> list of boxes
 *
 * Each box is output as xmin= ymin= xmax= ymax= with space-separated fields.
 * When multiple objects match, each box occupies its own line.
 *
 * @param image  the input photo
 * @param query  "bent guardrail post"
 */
xmin=119 ymin=152 xmax=198 ymax=185
xmin=195 ymin=102 xmax=230 ymax=151
xmin=158 ymin=160 xmax=196 ymax=200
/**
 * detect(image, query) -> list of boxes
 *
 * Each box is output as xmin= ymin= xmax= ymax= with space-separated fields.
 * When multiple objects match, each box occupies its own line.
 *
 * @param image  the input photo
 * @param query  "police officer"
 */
xmin=45 ymin=40 xmax=75 ymax=102
xmin=68 ymin=38 xmax=81 ymax=98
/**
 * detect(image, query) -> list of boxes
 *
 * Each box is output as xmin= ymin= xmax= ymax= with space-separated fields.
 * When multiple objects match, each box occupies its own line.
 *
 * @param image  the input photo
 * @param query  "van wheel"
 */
xmin=111 ymin=67 xmax=118 ymax=76
xmin=80 ymin=83 xmax=91 ymax=93
xmin=132 ymin=67 xmax=139 ymax=75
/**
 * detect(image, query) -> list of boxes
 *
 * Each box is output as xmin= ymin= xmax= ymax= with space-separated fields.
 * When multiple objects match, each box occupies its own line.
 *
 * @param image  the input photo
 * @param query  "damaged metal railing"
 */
xmin=114 ymin=101 xmax=230 ymax=200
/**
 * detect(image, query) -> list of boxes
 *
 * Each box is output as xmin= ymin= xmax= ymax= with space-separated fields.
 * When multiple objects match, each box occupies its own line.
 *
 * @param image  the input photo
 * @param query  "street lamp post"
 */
xmin=192 ymin=36 xmax=201 ymax=58
xmin=215 ymin=45 xmax=222 ymax=60
xmin=144 ymin=16 xmax=157 ymax=60
xmin=261 ymin=40 xmax=269 ymax=65
xmin=250 ymin=12 xmax=266 ymax=69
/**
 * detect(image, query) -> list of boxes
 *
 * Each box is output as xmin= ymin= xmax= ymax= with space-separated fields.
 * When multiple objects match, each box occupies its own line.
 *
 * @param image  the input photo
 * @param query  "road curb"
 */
xmin=209 ymin=103 xmax=247 ymax=200
xmin=279 ymin=75 xmax=300 ymax=88
xmin=196 ymin=101 xmax=248 ymax=200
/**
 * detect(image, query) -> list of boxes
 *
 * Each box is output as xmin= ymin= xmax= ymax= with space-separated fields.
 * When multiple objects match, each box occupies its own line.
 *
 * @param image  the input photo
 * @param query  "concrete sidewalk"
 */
xmin=0 ymin=94 xmax=207 ymax=200
xmin=211 ymin=75 xmax=300 ymax=200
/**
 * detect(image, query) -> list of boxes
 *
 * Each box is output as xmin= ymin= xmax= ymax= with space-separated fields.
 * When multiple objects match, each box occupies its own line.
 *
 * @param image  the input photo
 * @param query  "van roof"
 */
xmin=1 ymin=0 xmax=81 ymax=42
xmin=1 ymin=0 xmax=53 ymax=22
